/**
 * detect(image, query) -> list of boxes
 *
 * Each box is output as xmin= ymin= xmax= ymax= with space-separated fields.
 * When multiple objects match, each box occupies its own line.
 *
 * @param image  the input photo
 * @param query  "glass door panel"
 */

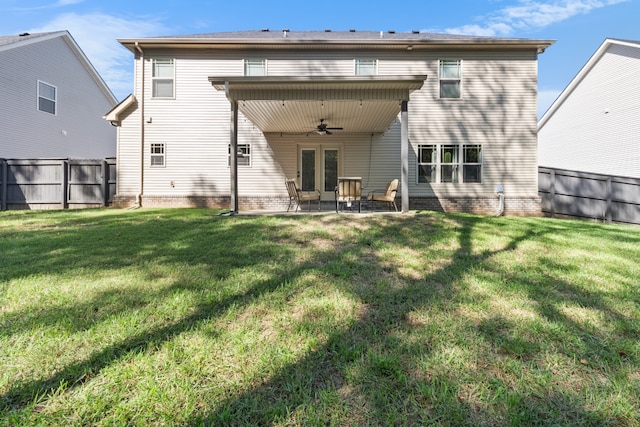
xmin=324 ymin=149 xmax=338 ymax=193
xmin=299 ymin=144 xmax=342 ymax=200
xmin=300 ymin=149 xmax=316 ymax=191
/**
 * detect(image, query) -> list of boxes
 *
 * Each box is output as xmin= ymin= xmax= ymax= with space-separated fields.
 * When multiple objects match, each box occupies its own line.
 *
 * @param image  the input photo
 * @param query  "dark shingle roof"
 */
xmin=153 ymin=29 xmax=500 ymax=42
xmin=119 ymin=29 xmax=555 ymax=54
xmin=0 ymin=32 xmax=61 ymax=48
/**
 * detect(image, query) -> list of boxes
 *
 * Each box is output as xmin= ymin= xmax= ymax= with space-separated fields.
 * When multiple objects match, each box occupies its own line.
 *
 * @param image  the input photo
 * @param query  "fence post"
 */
xmin=549 ymin=169 xmax=555 ymax=218
xmin=1 ymin=159 xmax=6 ymax=211
xmin=606 ymin=176 xmax=612 ymax=223
xmin=61 ymin=160 xmax=69 ymax=209
xmin=101 ymin=159 xmax=108 ymax=207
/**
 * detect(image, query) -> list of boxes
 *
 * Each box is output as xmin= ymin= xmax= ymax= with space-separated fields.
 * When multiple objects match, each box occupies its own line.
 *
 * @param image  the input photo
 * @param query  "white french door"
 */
xmin=298 ymin=144 xmax=342 ymax=200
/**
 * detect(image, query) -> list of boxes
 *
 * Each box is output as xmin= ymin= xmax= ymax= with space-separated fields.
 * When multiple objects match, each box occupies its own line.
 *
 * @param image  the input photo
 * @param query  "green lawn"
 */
xmin=1 ymin=208 xmax=638 ymax=426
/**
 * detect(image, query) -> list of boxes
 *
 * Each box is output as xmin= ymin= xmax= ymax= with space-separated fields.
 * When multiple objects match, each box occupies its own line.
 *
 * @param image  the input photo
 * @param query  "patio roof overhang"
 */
xmin=208 ymin=75 xmax=427 ymax=134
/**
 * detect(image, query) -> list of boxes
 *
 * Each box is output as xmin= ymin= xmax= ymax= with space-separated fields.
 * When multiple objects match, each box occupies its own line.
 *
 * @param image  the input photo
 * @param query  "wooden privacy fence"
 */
xmin=0 ymin=158 xmax=116 ymax=210
xmin=539 ymin=167 xmax=640 ymax=225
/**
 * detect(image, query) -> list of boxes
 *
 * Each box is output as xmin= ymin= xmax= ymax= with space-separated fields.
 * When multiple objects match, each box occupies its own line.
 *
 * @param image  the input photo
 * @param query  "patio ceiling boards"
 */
xmin=208 ymin=75 xmax=427 ymax=134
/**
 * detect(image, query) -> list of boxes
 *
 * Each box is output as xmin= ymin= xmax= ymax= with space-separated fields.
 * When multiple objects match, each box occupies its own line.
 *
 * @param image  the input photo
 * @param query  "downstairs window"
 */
xmin=418 ymin=144 xmax=482 ymax=183
xmin=229 ymin=143 xmax=251 ymax=166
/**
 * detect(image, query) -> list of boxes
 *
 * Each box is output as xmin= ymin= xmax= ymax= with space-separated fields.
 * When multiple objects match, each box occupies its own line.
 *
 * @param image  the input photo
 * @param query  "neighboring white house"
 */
xmin=105 ymin=30 xmax=553 ymax=214
xmin=538 ymin=38 xmax=640 ymax=179
xmin=0 ymin=31 xmax=117 ymax=159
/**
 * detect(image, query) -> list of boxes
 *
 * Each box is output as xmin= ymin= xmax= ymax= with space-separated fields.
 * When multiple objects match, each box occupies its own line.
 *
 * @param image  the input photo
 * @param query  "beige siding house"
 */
xmin=106 ymin=30 xmax=553 ymax=214
xmin=0 ymin=31 xmax=117 ymax=159
xmin=538 ymin=38 xmax=640 ymax=179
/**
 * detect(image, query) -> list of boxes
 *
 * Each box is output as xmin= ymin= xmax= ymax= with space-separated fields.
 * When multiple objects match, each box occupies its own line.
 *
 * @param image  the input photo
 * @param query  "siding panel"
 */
xmin=538 ymin=42 xmax=640 ymax=178
xmin=0 ymin=36 xmax=115 ymax=158
xmin=117 ymin=46 xmax=541 ymax=207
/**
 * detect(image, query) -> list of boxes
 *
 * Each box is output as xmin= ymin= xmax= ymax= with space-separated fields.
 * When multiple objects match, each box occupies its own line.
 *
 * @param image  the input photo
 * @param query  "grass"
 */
xmin=0 ymin=208 xmax=639 ymax=426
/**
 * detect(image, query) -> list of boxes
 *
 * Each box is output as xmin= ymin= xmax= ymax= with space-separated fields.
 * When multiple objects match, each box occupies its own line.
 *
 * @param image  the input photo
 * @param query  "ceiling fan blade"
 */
xmin=315 ymin=119 xmax=341 ymax=134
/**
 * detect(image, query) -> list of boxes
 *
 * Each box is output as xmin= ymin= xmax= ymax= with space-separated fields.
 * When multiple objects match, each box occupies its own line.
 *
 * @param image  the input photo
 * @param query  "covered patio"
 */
xmin=208 ymin=75 xmax=427 ymax=214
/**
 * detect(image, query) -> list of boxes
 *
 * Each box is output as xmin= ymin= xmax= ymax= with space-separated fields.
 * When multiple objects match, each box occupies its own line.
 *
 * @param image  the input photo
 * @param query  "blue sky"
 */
xmin=2 ymin=0 xmax=637 ymax=116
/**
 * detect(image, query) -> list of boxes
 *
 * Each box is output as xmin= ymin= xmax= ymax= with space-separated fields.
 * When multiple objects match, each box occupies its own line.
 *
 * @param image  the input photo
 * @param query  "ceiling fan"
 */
xmin=315 ymin=118 xmax=343 ymax=135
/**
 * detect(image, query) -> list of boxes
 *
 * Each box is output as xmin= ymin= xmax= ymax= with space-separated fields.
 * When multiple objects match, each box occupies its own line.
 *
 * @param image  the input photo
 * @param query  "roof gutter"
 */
xmin=118 ymin=37 xmax=554 ymax=54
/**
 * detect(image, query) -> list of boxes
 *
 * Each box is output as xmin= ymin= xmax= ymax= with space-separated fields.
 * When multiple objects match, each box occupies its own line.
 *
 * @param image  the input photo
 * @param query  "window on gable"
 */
xmin=439 ymin=59 xmax=462 ymax=99
xmin=417 ymin=143 xmax=482 ymax=184
xmin=152 ymin=58 xmax=174 ymax=98
xmin=38 ymin=81 xmax=56 ymax=114
xmin=355 ymin=59 xmax=378 ymax=75
xmin=150 ymin=143 xmax=166 ymax=167
xmin=244 ymin=59 xmax=266 ymax=76
xmin=229 ymin=143 xmax=251 ymax=166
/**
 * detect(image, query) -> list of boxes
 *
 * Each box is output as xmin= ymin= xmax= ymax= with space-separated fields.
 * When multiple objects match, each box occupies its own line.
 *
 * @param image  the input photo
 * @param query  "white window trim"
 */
xmin=37 ymin=80 xmax=57 ymax=115
xmin=440 ymin=144 xmax=459 ymax=183
xmin=150 ymin=143 xmax=166 ymax=167
xmin=244 ymin=59 xmax=267 ymax=76
xmin=354 ymin=58 xmax=378 ymax=75
xmin=151 ymin=58 xmax=175 ymax=99
xmin=417 ymin=144 xmax=436 ymax=184
xmin=229 ymin=143 xmax=252 ymax=167
xmin=462 ymin=144 xmax=482 ymax=183
xmin=417 ymin=143 xmax=482 ymax=183
xmin=438 ymin=59 xmax=463 ymax=100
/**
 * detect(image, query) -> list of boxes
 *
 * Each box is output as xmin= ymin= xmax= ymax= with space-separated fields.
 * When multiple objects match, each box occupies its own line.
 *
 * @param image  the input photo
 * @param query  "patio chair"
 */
xmin=335 ymin=177 xmax=362 ymax=213
xmin=285 ymin=179 xmax=321 ymax=212
xmin=367 ymin=178 xmax=399 ymax=211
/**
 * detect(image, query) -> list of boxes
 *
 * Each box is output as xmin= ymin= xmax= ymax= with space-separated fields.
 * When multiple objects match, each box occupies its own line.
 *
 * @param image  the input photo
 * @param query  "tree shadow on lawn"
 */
xmin=188 ymin=215 xmax=637 ymax=425
xmin=1 ymin=210 xmax=302 ymax=406
xmin=0 ymin=210 xmax=288 ymax=338
xmin=1 ymin=211 xmax=637 ymax=425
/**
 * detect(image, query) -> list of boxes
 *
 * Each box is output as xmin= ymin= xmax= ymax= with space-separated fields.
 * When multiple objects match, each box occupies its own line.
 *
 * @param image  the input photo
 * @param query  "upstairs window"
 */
xmin=439 ymin=59 xmax=462 ymax=99
xmin=244 ymin=59 xmax=266 ymax=76
xmin=38 ymin=81 xmax=56 ymax=114
xmin=152 ymin=58 xmax=174 ymax=98
xmin=355 ymin=59 xmax=378 ymax=75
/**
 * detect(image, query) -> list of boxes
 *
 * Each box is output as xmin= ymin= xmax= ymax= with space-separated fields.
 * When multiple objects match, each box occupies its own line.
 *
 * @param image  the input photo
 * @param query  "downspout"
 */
xmin=135 ymin=42 xmax=145 ymax=208
xmin=495 ymin=184 xmax=505 ymax=216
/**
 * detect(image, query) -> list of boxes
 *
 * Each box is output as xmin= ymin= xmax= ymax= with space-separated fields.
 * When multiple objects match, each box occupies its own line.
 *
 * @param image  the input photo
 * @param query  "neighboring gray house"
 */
xmin=538 ymin=38 xmax=640 ymax=179
xmin=105 ymin=30 xmax=553 ymax=214
xmin=0 ymin=31 xmax=117 ymax=159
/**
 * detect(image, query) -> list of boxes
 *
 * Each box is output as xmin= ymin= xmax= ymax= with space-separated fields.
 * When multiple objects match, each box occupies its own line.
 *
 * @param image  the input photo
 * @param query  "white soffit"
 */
xmin=241 ymin=99 xmax=401 ymax=133
xmin=210 ymin=75 xmax=426 ymax=134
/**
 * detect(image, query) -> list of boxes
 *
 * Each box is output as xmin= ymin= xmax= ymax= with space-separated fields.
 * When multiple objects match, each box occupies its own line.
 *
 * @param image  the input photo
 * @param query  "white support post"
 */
xmin=229 ymin=99 xmax=238 ymax=214
xmin=400 ymin=100 xmax=409 ymax=213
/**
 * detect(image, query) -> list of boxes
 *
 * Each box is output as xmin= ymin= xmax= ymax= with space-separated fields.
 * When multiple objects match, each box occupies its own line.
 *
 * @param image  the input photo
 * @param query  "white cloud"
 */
xmin=29 ymin=12 xmax=167 ymax=100
xmin=442 ymin=0 xmax=629 ymax=36
xmin=11 ymin=0 xmax=85 ymax=12
xmin=447 ymin=23 xmax=513 ymax=37
xmin=56 ymin=0 xmax=84 ymax=5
